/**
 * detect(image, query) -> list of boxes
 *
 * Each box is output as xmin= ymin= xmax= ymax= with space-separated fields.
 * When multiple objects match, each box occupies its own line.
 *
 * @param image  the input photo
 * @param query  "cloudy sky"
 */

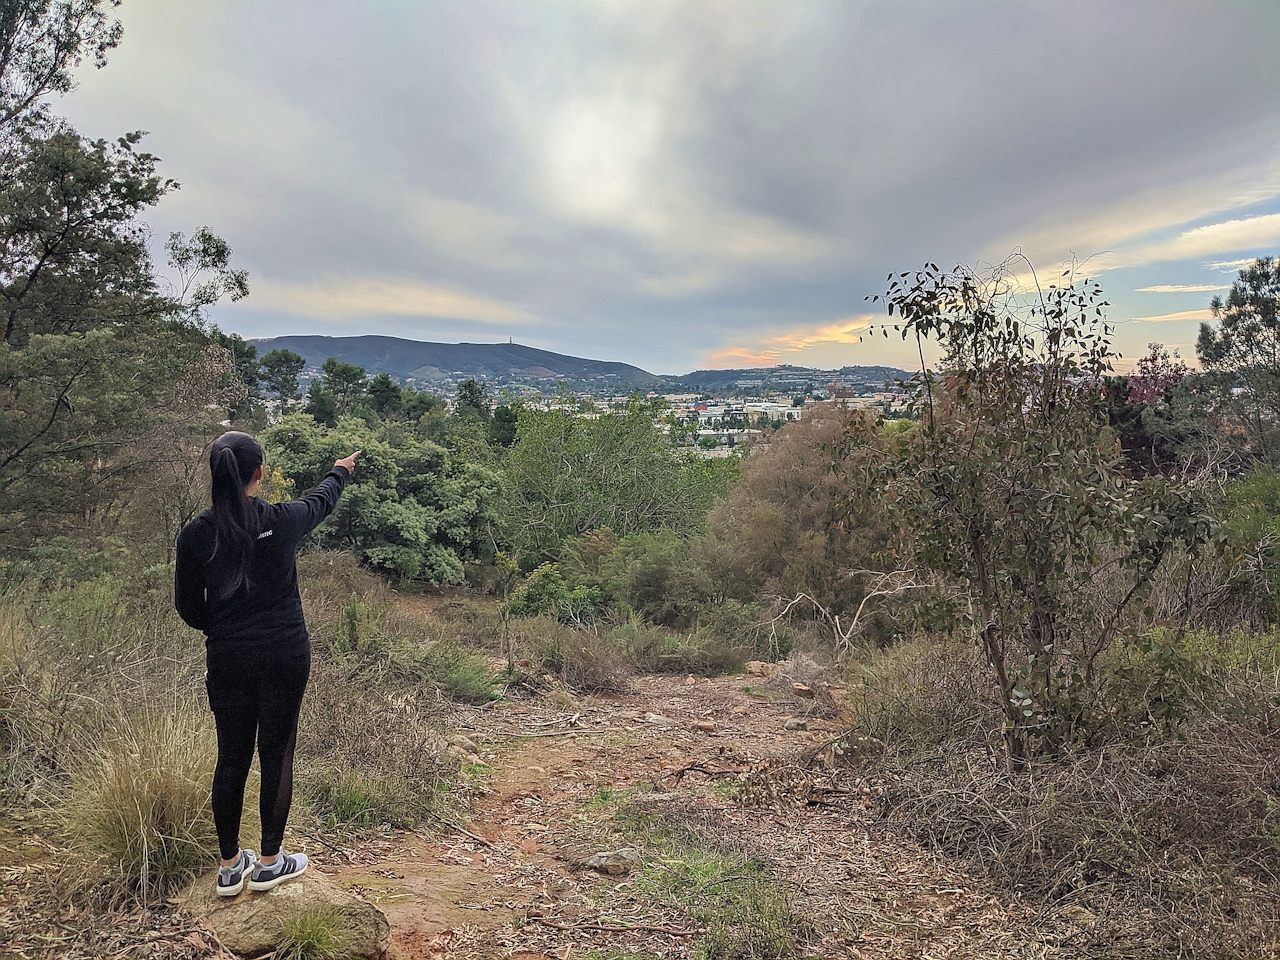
xmin=61 ymin=0 xmax=1280 ymax=374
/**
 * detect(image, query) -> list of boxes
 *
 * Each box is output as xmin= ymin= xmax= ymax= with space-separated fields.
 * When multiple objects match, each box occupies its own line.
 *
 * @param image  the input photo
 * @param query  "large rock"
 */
xmin=181 ymin=869 xmax=390 ymax=959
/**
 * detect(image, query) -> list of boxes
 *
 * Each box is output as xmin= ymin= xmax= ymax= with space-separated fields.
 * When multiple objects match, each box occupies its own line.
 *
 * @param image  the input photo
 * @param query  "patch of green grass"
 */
xmin=306 ymin=770 xmax=417 ymax=830
xmin=421 ymin=641 xmax=499 ymax=703
xmin=710 ymin=778 xmax=746 ymax=802
xmin=584 ymin=787 xmax=623 ymax=809
xmin=277 ymin=906 xmax=350 ymax=960
xmin=620 ymin=806 xmax=807 ymax=960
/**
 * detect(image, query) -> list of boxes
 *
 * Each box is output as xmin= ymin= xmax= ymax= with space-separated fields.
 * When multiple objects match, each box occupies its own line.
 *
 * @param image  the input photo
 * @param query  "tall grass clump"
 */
xmin=64 ymin=708 xmax=218 ymax=898
xmin=277 ymin=906 xmax=351 ymax=960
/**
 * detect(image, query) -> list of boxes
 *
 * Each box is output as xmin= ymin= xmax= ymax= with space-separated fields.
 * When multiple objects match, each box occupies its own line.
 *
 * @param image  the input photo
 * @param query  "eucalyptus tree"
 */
xmin=851 ymin=262 xmax=1213 ymax=762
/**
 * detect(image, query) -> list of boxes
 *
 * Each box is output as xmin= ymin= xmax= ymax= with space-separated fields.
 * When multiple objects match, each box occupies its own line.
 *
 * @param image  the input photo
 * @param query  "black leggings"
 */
xmin=205 ymin=645 xmax=310 ymax=861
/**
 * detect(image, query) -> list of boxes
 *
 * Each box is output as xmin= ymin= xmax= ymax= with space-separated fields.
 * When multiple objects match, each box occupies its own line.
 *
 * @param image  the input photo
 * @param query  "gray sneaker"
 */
xmin=216 ymin=849 xmax=256 ymax=897
xmin=248 ymin=850 xmax=309 ymax=891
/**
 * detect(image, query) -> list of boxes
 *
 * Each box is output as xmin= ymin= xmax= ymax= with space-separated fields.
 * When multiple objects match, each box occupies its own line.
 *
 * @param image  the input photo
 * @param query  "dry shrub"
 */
xmin=0 ymin=579 xmax=205 ymax=807
xmin=298 ymin=660 xmax=454 ymax=831
xmin=877 ymin=725 xmax=1280 ymax=957
xmin=298 ymin=550 xmax=391 ymax=650
xmin=515 ymin=615 xmax=630 ymax=692
xmin=63 ymin=708 xmax=218 ymax=899
xmin=844 ymin=636 xmax=994 ymax=749
xmin=842 ymin=631 xmax=1280 ymax=957
xmin=764 ymin=650 xmax=845 ymax=718
xmin=430 ymin=597 xmax=505 ymax=652
xmin=606 ymin=612 xmax=761 ymax=677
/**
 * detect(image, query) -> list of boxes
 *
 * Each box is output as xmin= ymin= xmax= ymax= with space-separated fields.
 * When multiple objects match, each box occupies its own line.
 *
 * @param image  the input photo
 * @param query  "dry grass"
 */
xmin=63 ymin=708 xmax=219 ymax=898
xmin=836 ymin=630 xmax=1280 ymax=958
xmin=299 ymin=658 xmax=455 ymax=832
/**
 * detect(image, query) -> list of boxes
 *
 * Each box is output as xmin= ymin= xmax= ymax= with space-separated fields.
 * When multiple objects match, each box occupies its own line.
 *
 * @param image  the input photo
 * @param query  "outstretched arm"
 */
xmin=283 ymin=451 xmax=361 ymax=540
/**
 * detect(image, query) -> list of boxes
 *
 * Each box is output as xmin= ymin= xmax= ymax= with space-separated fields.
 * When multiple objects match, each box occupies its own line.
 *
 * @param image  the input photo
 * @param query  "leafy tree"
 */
xmin=699 ymin=404 xmax=893 ymax=629
xmin=1197 ymin=256 xmax=1280 ymax=461
xmin=1127 ymin=342 xmax=1189 ymax=405
xmin=320 ymin=357 xmax=366 ymax=416
xmin=400 ymin=386 xmax=445 ymax=421
xmin=454 ymin=378 xmax=490 ymax=420
xmin=488 ymin=402 xmax=518 ymax=446
xmin=852 ymin=261 xmax=1213 ymax=762
xmin=0 ymin=0 xmax=122 ymax=134
xmin=259 ymin=348 xmax=305 ymax=405
xmin=501 ymin=401 xmax=738 ymax=564
xmin=302 ymin=380 xmax=337 ymax=428
xmin=261 ymin=413 xmax=500 ymax=584
xmin=366 ymin=372 xmax=402 ymax=417
xmin=0 ymin=128 xmax=242 ymax=530
xmin=0 ymin=1 xmax=247 ymax=544
xmin=165 ymin=227 xmax=248 ymax=324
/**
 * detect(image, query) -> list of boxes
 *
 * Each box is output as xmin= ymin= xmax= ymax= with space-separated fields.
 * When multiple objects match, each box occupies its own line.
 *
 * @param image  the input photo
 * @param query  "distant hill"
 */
xmin=673 ymin=363 xmax=909 ymax=394
xmin=249 ymin=336 xmax=670 ymax=392
xmin=248 ymin=335 xmax=911 ymax=396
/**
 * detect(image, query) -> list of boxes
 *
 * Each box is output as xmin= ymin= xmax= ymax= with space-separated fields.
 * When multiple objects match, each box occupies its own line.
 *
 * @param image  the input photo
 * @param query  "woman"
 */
xmin=175 ymin=431 xmax=359 ymax=896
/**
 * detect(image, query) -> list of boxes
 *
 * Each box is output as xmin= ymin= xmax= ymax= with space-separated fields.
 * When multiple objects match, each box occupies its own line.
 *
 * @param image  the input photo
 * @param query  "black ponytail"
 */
xmin=208 ymin=431 xmax=264 ymax=600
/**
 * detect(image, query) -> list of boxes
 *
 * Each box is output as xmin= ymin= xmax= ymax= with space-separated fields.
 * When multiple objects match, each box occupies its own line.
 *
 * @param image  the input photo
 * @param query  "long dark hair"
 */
xmin=208 ymin=431 xmax=264 ymax=599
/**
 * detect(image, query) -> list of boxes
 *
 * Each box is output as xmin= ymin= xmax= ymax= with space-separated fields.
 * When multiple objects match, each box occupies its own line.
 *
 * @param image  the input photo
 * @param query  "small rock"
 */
xmin=684 ymin=675 xmax=697 ymax=685
xmin=586 ymin=848 xmax=641 ymax=877
xmin=1062 ymin=904 xmax=1097 ymax=925
xmin=745 ymin=660 xmax=767 ymax=675
xmin=447 ymin=734 xmax=479 ymax=754
xmin=693 ymin=719 xmax=716 ymax=733
xmin=643 ymin=712 xmax=674 ymax=727
xmin=783 ymin=717 xmax=808 ymax=731
xmin=792 ymin=682 xmax=816 ymax=699
xmin=181 ymin=868 xmax=389 ymax=959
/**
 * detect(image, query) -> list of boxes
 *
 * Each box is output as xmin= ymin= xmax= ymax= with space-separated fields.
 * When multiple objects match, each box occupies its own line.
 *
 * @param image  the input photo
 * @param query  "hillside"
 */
xmin=249 ymin=335 xmax=670 ymax=392
xmin=250 ymin=335 xmax=912 ymax=395
xmin=673 ymin=363 xmax=909 ymax=394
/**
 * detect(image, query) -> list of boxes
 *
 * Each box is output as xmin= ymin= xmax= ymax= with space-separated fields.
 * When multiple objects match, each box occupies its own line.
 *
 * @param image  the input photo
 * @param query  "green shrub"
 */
xmin=306 ymin=769 xmax=417 ymax=830
xmin=622 ymin=805 xmax=806 ymax=960
xmin=507 ymin=563 xmax=602 ymax=624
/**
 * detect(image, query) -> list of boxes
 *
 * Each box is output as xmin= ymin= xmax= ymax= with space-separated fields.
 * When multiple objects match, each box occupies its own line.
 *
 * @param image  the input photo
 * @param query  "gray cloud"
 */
xmin=60 ymin=0 xmax=1280 ymax=372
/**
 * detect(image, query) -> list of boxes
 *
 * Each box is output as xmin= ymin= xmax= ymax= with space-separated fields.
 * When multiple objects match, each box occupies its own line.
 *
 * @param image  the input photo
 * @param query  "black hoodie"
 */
xmin=175 ymin=465 xmax=348 ymax=654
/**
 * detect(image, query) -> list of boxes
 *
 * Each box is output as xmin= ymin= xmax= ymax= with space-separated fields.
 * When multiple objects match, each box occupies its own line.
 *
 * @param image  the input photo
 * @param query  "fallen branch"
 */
xmin=426 ymin=813 xmax=494 ymax=848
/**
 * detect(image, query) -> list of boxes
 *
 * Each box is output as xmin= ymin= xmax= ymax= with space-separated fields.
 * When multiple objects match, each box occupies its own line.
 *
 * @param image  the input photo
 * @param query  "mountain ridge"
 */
xmin=249 ymin=334 xmax=909 ymax=394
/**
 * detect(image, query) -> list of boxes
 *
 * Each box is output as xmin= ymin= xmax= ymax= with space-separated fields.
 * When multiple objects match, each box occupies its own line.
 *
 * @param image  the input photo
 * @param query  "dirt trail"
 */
xmin=324 ymin=674 xmax=1083 ymax=960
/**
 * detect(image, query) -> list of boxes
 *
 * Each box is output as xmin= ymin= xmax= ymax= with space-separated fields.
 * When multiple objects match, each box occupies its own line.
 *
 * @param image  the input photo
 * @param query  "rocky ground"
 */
xmin=3 ymin=668 xmax=1098 ymax=959
xmin=321 ymin=670 xmax=1087 ymax=960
